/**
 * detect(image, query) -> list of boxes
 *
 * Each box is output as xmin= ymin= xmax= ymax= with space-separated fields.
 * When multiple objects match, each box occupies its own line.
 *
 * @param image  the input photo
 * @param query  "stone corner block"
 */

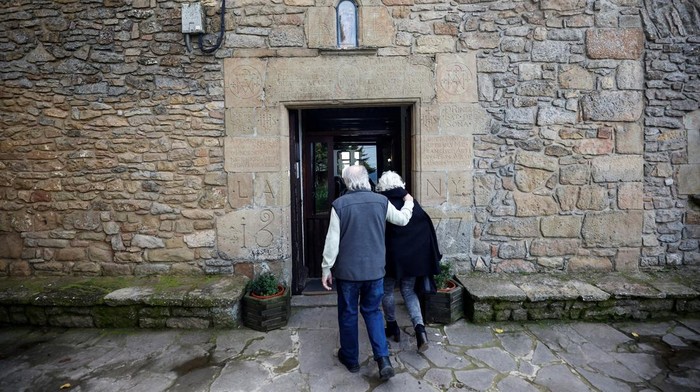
xmin=586 ymin=28 xmax=644 ymax=60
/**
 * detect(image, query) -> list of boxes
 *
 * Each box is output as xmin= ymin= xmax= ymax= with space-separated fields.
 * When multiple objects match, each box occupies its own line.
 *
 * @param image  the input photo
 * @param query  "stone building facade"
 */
xmin=0 ymin=0 xmax=698 ymax=293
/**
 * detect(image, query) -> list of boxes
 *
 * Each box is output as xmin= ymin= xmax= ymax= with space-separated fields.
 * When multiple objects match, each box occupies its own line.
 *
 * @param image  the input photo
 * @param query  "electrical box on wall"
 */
xmin=182 ymin=3 xmax=205 ymax=34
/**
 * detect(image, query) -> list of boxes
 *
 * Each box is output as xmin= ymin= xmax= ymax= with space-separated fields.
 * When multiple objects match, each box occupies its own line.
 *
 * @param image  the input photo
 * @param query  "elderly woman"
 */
xmin=376 ymin=171 xmax=441 ymax=352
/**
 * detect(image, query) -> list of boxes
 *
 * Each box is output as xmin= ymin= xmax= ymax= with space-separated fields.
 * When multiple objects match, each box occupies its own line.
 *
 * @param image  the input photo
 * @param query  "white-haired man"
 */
xmin=321 ymin=164 xmax=414 ymax=381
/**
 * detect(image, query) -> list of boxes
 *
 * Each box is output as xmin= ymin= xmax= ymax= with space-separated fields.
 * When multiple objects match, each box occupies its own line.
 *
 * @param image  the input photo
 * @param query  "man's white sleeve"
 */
xmin=386 ymin=200 xmax=414 ymax=226
xmin=321 ymin=207 xmax=340 ymax=279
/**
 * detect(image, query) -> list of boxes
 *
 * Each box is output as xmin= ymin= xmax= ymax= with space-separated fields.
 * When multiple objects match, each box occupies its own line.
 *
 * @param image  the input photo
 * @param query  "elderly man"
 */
xmin=321 ymin=164 xmax=414 ymax=381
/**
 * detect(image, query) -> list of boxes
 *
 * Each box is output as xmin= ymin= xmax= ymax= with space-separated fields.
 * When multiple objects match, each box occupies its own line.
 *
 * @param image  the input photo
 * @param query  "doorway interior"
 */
xmin=289 ymin=105 xmax=413 ymax=294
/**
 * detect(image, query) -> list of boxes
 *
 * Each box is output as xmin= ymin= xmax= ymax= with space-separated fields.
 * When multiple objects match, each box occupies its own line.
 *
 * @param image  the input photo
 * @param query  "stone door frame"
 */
xmin=221 ymin=54 xmax=479 ymax=292
xmin=285 ymin=99 xmax=418 ymax=294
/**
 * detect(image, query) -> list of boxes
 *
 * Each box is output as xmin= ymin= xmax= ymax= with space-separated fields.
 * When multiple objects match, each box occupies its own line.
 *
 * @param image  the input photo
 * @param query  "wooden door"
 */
xmin=290 ymin=106 xmax=410 ymax=291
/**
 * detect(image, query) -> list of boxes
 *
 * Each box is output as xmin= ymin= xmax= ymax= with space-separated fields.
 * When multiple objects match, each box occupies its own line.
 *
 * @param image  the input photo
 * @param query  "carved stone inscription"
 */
xmin=217 ymin=208 xmax=289 ymax=260
xmin=421 ymin=104 xmax=439 ymax=135
xmin=440 ymin=103 xmax=490 ymax=135
xmin=421 ymin=172 xmax=447 ymax=206
xmin=422 ymin=135 xmax=473 ymax=171
xmin=228 ymin=173 xmax=253 ymax=209
xmin=449 ymin=171 xmax=473 ymax=206
xmin=266 ymin=56 xmax=435 ymax=102
xmin=226 ymin=107 xmax=280 ymax=137
xmin=224 ymin=137 xmax=280 ymax=172
xmin=437 ymin=53 xmax=478 ymax=103
xmin=424 ymin=208 xmax=472 ymax=255
xmin=224 ymin=58 xmax=266 ymax=108
xmin=254 ymin=172 xmax=290 ymax=207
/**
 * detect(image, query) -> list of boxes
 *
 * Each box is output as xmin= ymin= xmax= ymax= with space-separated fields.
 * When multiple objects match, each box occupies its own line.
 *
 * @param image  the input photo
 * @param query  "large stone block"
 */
xmin=515 ymin=167 xmax=552 ymax=192
xmin=559 ymin=65 xmax=594 ymax=90
xmin=224 ymin=137 xmax=281 ymax=173
xmin=540 ymin=0 xmax=586 ymax=10
xmin=0 ymin=233 xmax=22 ymax=258
xmin=581 ymin=91 xmax=643 ymax=122
xmin=617 ymin=182 xmax=643 ymax=210
xmin=685 ymin=109 xmax=700 ymax=163
xmin=615 ymin=248 xmax=640 ymax=272
xmin=428 ymin=211 xmax=471 ymax=255
xmin=421 ymin=135 xmax=472 ymax=171
xmin=541 ymin=215 xmax=582 ymax=238
xmin=582 ymin=211 xmax=643 ymax=247
xmin=576 ymin=185 xmax=607 ymax=211
xmin=421 ymin=104 xmax=439 ymax=134
xmin=269 ymin=26 xmax=304 ymax=47
xmin=678 ymin=164 xmax=700 ymax=194
xmin=439 ymin=103 xmax=490 ymax=134
xmin=448 ymin=171 xmax=473 ymax=207
xmin=224 ymin=58 xmax=266 ymax=108
xmin=361 ymin=6 xmax=394 ymax=47
xmin=474 ymin=174 xmax=495 ymax=206
xmin=254 ymin=172 xmax=290 ymax=207
xmin=228 ymin=173 xmax=254 ymax=209
xmin=592 ymin=155 xmax=643 ymax=182
xmin=537 ymin=105 xmax=578 ymax=125
xmin=225 ymin=106 xmax=280 ymax=136
xmin=305 ymin=7 xmax=336 ymax=49
xmin=486 ymin=218 xmax=539 ymax=238
xmin=217 ymin=208 xmax=289 ymax=261
xmin=616 ymin=60 xmax=644 ymax=90
xmin=616 ymin=122 xmax=644 ymax=154
xmin=586 ymin=28 xmax=644 ymax=59
xmin=560 ymin=164 xmax=590 ymax=185
xmin=530 ymin=238 xmax=580 ymax=256
xmin=265 ymin=56 xmax=435 ymax=102
xmin=568 ymin=256 xmax=613 ymax=272
xmin=513 ymin=192 xmax=558 ymax=217
xmin=516 ymin=151 xmax=558 ymax=171
xmin=532 ymin=41 xmax=570 ymax=62
xmin=144 ymin=248 xmax=196 ymax=263
xmin=573 ymin=139 xmax=613 ymax=155
xmin=436 ymin=53 xmax=478 ymax=103
xmin=419 ymin=172 xmax=446 ymax=206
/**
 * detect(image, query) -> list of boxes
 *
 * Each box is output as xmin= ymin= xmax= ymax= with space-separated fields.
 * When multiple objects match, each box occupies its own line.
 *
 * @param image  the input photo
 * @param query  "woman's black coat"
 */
xmin=381 ymin=188 xmax=442 ymax=280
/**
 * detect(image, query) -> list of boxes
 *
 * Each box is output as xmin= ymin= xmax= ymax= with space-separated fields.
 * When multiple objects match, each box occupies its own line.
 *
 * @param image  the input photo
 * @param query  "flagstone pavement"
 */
xmin=0 ymin=294 xmax=698 ymax=392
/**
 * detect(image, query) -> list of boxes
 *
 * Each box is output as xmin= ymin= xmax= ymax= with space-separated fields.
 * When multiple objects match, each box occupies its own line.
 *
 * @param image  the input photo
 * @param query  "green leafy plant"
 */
xmin=248 ymin=272 xmax=281 ymax=297
xmin=434 ymin=262 xmax=453 ymax=291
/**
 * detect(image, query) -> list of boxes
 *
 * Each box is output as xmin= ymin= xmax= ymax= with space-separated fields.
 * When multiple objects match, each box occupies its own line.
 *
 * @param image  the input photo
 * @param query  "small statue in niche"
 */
xmin=337 ymin=0 xmax=358 ymax=48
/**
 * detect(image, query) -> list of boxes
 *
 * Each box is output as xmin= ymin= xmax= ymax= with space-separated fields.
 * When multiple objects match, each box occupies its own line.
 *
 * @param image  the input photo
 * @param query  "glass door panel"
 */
xmin=312 ymin=141 xmax=330 ymax=214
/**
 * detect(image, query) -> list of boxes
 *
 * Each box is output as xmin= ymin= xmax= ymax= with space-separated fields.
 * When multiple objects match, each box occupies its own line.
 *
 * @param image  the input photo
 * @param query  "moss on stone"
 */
xmin=94 ymin=306 xmax=139 ymax=328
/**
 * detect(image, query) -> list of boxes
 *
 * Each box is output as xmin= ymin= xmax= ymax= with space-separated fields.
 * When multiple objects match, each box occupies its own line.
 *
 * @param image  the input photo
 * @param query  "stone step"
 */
xmin=456 ymin=270 xmax=700 ymax=323
xmin=0 ymin=276 xmax=247 ymax=329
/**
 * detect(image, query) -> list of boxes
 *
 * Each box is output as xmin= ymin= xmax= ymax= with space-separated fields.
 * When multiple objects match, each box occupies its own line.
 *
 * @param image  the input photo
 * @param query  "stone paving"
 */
xmin=0 ymin=297 xmax=699 ymax=392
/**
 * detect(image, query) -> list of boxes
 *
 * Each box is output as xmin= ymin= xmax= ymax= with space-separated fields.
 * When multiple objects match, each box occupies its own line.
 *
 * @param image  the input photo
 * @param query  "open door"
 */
xmin=290 ymin=106 xmax=412 ymax=294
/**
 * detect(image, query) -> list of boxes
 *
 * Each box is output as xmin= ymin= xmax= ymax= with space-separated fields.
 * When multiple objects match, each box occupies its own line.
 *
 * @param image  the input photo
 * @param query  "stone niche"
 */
xmin=219 ymin=53 xmax=485 ymax=265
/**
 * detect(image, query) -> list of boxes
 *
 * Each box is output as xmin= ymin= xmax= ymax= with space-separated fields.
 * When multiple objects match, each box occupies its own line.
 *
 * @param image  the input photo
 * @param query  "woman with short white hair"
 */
xmin=376 ymin=171 xmax=442 ymax=352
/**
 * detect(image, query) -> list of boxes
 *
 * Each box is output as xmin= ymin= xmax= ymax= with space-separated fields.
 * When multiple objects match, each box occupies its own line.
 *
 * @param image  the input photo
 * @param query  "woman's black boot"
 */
xmin=385 ymin=320 xmax=400 ymax=342
xmin=415 ymin=324 xmax=429 ymax=352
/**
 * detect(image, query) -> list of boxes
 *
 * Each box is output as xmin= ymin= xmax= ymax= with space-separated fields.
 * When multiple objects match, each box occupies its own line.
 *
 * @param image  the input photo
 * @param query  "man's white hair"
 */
xmin=342 ymin=164 xmax=371 ymax=191
xmin=376 ymin=171 xmax=405 ymax=192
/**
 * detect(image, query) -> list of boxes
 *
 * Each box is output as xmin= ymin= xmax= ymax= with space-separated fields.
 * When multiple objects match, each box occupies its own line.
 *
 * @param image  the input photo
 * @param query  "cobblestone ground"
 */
xmin=0 ymin=305 xmax=698 ymax=392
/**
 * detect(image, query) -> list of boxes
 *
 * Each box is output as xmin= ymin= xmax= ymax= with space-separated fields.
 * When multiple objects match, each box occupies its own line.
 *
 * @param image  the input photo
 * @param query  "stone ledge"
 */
xmin=456 ymin=270 xmax=700 ymax=323
xmin=0 ymin=276 xmax=248 ymax=329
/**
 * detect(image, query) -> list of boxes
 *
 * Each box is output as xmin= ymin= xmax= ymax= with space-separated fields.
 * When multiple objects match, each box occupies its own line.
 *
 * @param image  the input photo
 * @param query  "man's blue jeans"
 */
xmin=336 ymin=278 xmax=389 ymax=366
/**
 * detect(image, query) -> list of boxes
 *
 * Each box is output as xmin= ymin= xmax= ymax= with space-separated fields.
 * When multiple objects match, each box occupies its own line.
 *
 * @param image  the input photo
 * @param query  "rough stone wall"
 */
xmin=640 ymin=0 xmax=700 ymax=267
xmin=0 ymin=0 xmax=230 ymax=277
xmin=0 ymin=0 xmax=698 ymax=278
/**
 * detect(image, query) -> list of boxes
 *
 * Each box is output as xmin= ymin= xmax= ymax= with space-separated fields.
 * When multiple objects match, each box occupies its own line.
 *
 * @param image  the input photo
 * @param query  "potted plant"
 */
xmin=422 ymin=262 xmax=464 ymax=324
xmin=242 ymin=272 xmax=291 ymax=332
